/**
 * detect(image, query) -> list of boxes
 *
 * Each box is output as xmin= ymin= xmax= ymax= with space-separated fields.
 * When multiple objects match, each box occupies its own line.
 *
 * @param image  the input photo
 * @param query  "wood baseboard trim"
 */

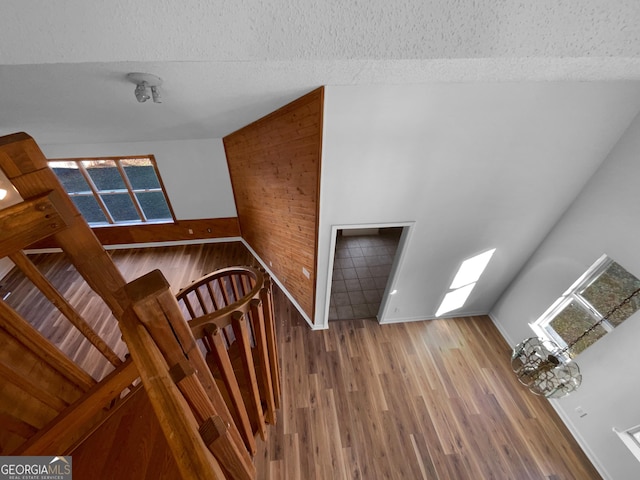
xmin=27 ymin=218 xmax=241 ymax=249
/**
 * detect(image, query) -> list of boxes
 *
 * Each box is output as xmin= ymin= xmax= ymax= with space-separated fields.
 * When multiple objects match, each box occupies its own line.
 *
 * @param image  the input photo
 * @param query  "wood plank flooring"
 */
xmin=259 ymin=296 xmax=601 ymax=480
xmin=1 ymin=242 xmax=600 ymax=479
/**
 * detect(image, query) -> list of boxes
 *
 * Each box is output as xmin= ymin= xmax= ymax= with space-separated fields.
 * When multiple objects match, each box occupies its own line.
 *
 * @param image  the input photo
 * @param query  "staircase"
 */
xmin=0 ymin=132 xmax=280 ymax=479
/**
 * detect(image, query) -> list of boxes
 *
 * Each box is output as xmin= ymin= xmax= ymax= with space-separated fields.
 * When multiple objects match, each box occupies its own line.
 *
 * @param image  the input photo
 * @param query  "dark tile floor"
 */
xmin=329 ymin=229 xmax=401 ymax=321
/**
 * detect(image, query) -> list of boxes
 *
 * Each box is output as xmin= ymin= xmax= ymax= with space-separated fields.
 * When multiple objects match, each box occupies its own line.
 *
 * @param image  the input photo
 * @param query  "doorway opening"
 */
xmin=328 ymin=226 xmax=404 ymax=322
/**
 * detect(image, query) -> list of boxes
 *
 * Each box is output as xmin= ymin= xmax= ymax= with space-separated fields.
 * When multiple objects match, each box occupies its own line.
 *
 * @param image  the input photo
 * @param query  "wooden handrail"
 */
xmin=176 ymin=267 xmax=266 ymax=338
xmin=177 ymin=265 xmax=281 ymax=452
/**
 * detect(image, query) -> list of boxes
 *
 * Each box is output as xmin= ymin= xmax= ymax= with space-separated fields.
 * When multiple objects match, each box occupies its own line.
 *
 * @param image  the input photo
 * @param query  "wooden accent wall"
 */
xmin=223 ymin=88 xmax=323 ymax=322
xmin=28 ymin=217 xmax=240 ymax=249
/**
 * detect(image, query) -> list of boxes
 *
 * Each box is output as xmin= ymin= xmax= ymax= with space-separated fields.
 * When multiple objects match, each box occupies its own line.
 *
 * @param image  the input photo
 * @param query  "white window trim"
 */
xmin=530 ymin=254 xmax=614 ymax=357
xmin=614 ymin=425 xmax=640 ymax=463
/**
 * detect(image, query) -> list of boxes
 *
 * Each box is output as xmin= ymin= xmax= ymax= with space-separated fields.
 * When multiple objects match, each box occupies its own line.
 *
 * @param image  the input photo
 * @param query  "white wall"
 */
xmin=42 ymin=138 xmax=237 ymax=220
xmin=316 ymin=82 xmax=640 ymax=328
xmin=491 ymin=112 xmax=640 ymax=479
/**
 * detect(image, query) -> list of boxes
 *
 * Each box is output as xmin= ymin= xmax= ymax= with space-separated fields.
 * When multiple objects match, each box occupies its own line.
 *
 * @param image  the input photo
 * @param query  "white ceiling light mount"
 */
xmin=126 ymin=72 xmax=162 ymax=104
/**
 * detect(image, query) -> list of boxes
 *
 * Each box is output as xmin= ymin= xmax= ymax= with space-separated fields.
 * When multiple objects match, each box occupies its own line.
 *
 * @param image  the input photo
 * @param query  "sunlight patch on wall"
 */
xmin=436 ymin=248 xmax=496 ymax=317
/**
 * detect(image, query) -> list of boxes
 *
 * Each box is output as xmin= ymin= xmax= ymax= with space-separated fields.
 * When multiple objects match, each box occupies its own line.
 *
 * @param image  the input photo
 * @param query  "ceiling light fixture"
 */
xmin=511 ymin=287 xmax=640 ymax=398
xmin=127 ymin=73 xmax=162 ymax=104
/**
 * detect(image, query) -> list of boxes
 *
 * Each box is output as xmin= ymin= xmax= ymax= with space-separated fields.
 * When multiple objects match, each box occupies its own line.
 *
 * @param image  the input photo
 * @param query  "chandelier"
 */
xmin=511 ymin=287 xmax=640 ymax=399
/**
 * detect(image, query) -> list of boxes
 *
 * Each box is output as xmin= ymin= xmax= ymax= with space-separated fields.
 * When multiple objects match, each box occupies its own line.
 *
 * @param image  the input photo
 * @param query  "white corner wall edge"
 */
xmin=240 ymin=239 xmax=319 ymax=330
xmin=487 ymin=312 xmax=612 ymax=480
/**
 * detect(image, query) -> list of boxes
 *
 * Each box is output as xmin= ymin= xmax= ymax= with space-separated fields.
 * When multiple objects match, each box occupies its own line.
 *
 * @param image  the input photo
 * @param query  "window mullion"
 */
xmin=77 ymin=161 xmax=115 ymax=224
xmin=574 ymin=293 xmax=614 ymax=332
xmin=115 ymin=160 xmax=147 ymax=222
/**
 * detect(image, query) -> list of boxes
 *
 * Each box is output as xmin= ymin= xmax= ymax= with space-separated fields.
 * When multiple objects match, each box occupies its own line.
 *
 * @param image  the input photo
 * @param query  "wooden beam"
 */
xmin=261 ymin=279 xmax=281 ymax=409
xmin=123 ymin=269 xmax=252 ymax=466
xmin=171 ymin=363 xmax=256 ymax=479
xmin=232 ymin=311 xmax=267 ymax=440
xmin=16 ymin=359 xmax=138 ymax=455
xmin=0 ymin=360 xmax=68 ymax=412
xmin=250 ymin=298 xmax=276 ymax=425
xmin=206 ymin=324 xmax=256 ymax=455
xmin=0 ymin=132 xmax=48 ymax=177
xmin=9 ymin=250 xmax=123 ymax=367
xmin=0 ymin=133 xmax=129 ymax=317
xmin=0 ymin=192 xmax=70 ymax=257
xmin=200 ymin=415 xmax=256 ymax=480
xmin=118 ymin=308 xmax=225 ymax=480
xmin=0 ymin=300 xmax=95 ymax=391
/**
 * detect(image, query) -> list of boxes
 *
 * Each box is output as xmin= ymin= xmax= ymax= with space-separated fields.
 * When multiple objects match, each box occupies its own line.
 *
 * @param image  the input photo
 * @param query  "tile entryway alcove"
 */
xmin=328 ymin=227 xmax=402 ymax=321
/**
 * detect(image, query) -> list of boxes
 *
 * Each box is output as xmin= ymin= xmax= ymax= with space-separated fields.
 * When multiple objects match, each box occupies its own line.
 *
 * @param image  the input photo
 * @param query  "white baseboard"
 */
xmin=487 ymin=311 xmax=611 ymax=480
xmin=25 ymin=236 xmax=244 ymax=254
xmin=239 ymin=240 xmax=316 ymax=330
xmin=379 ymin=309 xmax=490 ymax=325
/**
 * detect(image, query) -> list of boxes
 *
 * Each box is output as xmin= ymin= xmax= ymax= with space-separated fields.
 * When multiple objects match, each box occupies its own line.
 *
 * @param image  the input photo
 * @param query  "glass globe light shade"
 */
xmin=511 ymin=337 xmax=582 ymax=399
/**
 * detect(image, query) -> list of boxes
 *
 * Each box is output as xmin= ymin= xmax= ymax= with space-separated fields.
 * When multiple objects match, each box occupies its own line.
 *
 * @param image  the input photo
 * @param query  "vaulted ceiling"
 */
xmin=1 ymin=0 xmax=639 ymax=145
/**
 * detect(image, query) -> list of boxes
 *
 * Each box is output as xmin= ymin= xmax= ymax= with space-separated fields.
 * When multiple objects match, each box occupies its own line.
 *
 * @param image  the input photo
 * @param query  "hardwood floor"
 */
xmin=1 ymin=242 xmax=600 ymax=479
xmin=258 ymin=295 xmax=601 ymax=480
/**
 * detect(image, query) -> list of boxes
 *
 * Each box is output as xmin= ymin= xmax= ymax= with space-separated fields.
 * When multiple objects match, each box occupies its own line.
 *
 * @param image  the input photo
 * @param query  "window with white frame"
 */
xmin=614 ymin=425 xmax=640 ymax=463
xmin=49 ymin=156 xmax=174 ymax=226
xmin=531 ymin=254 xmax=640 ymax=358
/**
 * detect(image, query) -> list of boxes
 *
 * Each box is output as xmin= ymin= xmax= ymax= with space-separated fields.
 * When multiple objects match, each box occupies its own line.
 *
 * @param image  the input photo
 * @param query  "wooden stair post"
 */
xmin=204 ymin=323 xmax=257 ymax=455
xmin=118 ymin=309 xmax=226 ymax=480
xmin=122 ymin=269 xmax=255 ymax=480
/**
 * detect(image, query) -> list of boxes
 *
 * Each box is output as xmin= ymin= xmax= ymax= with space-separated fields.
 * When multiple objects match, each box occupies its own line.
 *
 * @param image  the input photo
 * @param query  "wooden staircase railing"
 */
xmin=176 ymin=266 xmax=281 ymax=457
xmin=0 ymin=133 xmax=280 ymax=479
xmin=121 ymin=266 xmax=285 ymax=480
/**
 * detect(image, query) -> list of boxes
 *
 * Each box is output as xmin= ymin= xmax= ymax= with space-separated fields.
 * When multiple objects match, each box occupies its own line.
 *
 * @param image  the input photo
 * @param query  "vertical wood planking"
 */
xmin=224 ymin=88 xmax=324 ymax=323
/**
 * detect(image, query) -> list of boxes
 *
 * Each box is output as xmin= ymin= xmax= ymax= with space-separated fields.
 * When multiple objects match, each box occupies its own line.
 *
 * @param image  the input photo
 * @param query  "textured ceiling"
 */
xmin=1 ymin=0 xmax=640 ymax=144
